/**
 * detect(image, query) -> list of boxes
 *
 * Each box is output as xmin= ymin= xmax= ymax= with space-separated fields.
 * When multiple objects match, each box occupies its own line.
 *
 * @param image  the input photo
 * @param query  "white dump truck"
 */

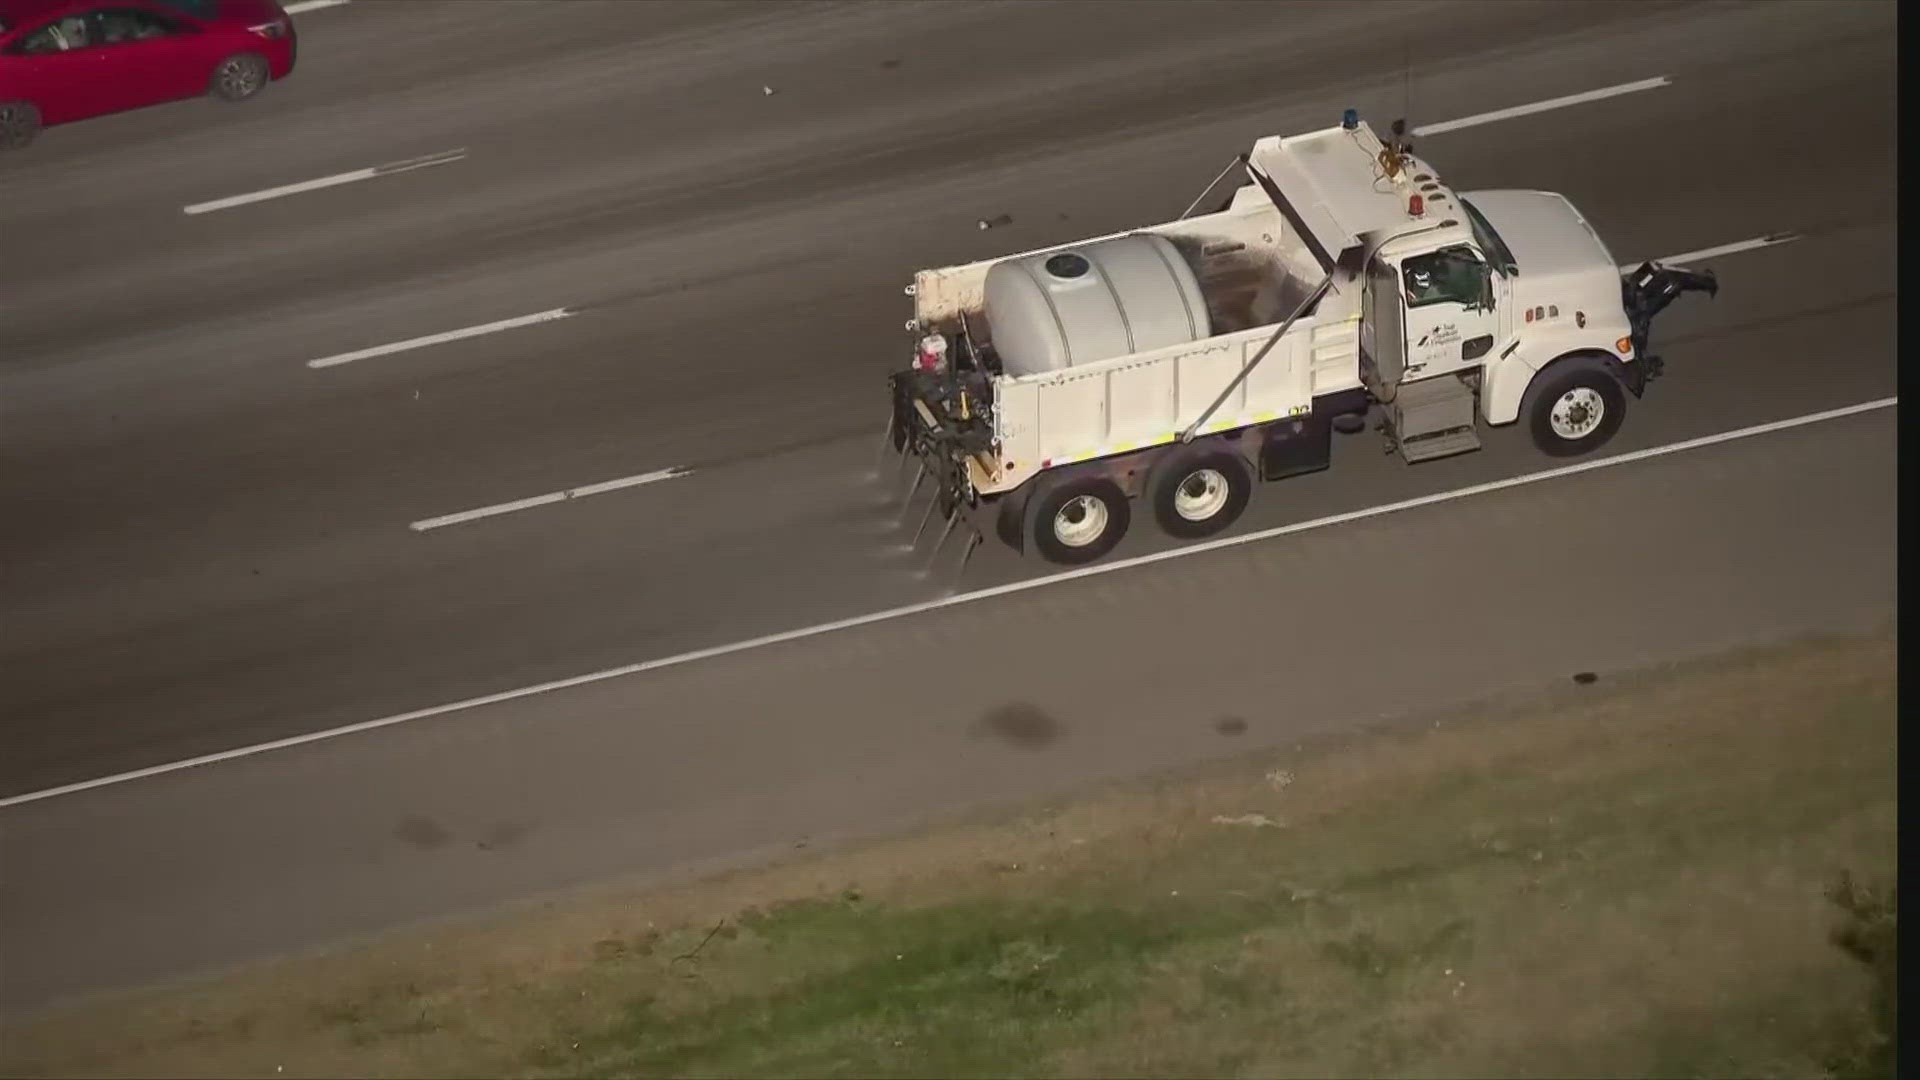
xmin=886 ymin=111 xmax=1717 ymax=566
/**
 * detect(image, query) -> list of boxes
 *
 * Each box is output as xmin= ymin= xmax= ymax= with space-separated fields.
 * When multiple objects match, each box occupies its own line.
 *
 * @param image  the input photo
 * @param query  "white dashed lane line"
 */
xmin=408 ymin=468 xmax=695 ymax=532
xmin=1413 ymin=76 xmax=1672 ymax=137
xmin=1628 ymin=232 xmax=1803 ymax=271
xmin=303 ymin=307 xmax=574 ymax=370
xmin=184 ymin=149 xmax=467 ymax=216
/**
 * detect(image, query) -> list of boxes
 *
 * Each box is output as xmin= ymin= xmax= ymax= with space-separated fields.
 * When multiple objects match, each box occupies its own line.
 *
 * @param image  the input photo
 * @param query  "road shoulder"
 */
xmin=3 ymin=626 xmax=1896 ymax=1078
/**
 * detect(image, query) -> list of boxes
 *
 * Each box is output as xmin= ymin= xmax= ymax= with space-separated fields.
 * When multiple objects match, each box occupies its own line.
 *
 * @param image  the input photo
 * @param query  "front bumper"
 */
xmin=1620 ymin=261 xmax=1719 ymax=393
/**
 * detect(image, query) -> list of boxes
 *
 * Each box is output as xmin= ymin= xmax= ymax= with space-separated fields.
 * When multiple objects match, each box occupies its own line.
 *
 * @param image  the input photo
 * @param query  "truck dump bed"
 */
xmin=912 ymin=184 xmax=1362 ymax=484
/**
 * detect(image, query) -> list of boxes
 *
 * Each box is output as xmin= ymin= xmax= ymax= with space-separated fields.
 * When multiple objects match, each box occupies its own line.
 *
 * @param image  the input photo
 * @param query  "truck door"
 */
xmin=1397 ymin=244 xmax=1498 ymax=380
xmin=1361 ymin=254 xmax=1404 ymax=386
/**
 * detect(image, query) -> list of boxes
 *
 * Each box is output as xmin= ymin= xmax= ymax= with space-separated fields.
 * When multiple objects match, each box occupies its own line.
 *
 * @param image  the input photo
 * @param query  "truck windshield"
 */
xmin=1461 ymin=198 xmax=1518 ymax=277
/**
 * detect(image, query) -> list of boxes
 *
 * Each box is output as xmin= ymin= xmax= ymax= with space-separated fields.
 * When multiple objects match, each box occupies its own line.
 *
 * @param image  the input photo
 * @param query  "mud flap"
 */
xmin=1259 ymin=413 xmax=1333 ymax=481
xmin=998 ymin=486 xmax=1030 ymax=555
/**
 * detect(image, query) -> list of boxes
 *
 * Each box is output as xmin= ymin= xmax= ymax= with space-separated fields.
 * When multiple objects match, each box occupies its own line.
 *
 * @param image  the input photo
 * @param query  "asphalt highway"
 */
xmin=0 ymin=0 xmax=1898 ymax=1014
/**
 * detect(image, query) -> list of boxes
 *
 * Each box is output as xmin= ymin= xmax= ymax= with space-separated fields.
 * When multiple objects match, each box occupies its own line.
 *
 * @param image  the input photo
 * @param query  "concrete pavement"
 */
xmin=0 ymin=0 xmax=1898 ymax=1014
xmin=0 ymin=400 xmax=1896 ymax=1015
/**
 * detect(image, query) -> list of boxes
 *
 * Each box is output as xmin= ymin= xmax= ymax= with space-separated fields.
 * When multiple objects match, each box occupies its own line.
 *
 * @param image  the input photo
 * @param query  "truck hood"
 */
xmin=1461 ymin=189 xmax=1623 ymax=311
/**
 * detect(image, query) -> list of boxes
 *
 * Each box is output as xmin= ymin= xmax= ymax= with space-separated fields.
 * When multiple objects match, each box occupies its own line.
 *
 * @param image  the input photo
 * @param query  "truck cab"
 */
xmin=1250 ymin=117 xmax=1658 ymax=462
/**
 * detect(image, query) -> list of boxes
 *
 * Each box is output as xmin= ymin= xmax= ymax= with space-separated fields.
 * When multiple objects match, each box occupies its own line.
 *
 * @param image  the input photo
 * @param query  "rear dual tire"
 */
xmin=1032 ymin=477 xmax=1130 ymax=566
xmin=1027 ymin=447 xmax=1255 ymax=567
xmin=1150 ymin=448 xmax=1253 ymax=540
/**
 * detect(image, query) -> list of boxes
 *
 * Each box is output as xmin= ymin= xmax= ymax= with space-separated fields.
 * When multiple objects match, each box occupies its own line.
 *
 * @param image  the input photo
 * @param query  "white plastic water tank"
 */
xmin=982 ymin=233 xmax=1211 ymax=377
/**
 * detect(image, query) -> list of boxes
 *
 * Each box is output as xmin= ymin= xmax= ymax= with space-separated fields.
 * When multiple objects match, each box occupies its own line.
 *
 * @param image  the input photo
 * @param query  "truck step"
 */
xmin=1385 ymin=374 xmax=1481 ymax=464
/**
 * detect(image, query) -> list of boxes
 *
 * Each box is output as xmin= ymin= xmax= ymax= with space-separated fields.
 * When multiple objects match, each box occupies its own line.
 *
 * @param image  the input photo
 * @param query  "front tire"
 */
xmin=210 ymin=53 xmax=270 ymax=102
xmin=1031 ymin=476 xmax=1130 ymax=566
xmin=0 ymin=101 xmax=42 ymax=151
xmin=1149 ymin=447 xmax=1253 ymax=539
xmin=1527 ymin=365 xmax=1626 ymax=457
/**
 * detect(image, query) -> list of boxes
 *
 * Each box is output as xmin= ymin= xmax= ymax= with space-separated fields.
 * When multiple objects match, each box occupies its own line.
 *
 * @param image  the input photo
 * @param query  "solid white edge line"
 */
xmin=1412 ymin=76 xmax=1672 ymax=137
xmin=1624 ymin=232 xmax=1803 ymax=272
xmin=0 ymin=396 xmax=1895 ymax=811
xmin=410 ymin=468 xmax=693 ymax=531
xmin=184 ymin=149 xmax=465 ymax=215
xmin=283 ymin=0 xmax=350 ymax=14
xmin=306 ymin=308 xmax=573 ymax=369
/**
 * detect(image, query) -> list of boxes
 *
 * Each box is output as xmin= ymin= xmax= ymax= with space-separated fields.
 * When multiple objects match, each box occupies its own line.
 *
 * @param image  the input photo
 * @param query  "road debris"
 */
xmin=1211 ymin=813 xmax=1284 ymax=828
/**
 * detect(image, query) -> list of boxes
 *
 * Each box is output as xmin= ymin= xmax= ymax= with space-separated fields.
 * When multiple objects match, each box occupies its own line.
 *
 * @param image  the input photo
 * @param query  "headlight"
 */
xmin=248 ymin=19 xmax=288 ymax=38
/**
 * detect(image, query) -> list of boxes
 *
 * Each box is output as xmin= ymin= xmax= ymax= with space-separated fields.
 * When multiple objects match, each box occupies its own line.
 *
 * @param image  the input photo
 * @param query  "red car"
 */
xmin=0 ymin=0 xmax=294 ymax=150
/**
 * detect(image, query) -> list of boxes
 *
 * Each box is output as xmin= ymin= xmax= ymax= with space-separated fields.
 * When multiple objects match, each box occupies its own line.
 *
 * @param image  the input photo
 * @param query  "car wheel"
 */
xmin=1031 ymin=475 xmax=1130 ymax=566
xmin=0 ymin=101 xmax=42 ymax=151
xmin=1527 ymin=364 xmax=1627 ymax=457
xmin=1149 ymin=446 xmax=1253 ymax=540
xmin=209 ymin=53 xmax=271 ymax=102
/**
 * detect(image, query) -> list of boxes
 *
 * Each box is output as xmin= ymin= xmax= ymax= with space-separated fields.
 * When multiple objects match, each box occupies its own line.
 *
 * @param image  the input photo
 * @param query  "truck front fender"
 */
xmin=1485 ymin=348 xmax=1639 ymax=425
xmin=1511 ymin=351 xmax=1636 ymax=427
xmin=1480 ymin=346 xmax=1542 ymax=426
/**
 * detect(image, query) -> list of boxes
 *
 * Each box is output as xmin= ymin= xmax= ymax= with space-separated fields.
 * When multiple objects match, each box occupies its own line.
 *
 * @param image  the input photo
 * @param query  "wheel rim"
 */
xmin=0 ymin=106 xmax=33 ymax=147
xmin=1549 ymin=387 xmax=1605 ymax=440
xmin=1172 ymin=468 xmax=1230 ymax=521
xmin=1052 ymin=495 xmax=1110 ymax=548
xmin=218 ymin=58 xmax=263 ymax=97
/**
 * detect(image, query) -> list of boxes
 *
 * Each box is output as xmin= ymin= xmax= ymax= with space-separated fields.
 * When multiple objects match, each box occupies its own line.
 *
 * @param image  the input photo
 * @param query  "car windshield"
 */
xmin=151 ymin=0 xmax=218 ymax=17
xmin=1461 ymin=197 xmax=1518 ymax=276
